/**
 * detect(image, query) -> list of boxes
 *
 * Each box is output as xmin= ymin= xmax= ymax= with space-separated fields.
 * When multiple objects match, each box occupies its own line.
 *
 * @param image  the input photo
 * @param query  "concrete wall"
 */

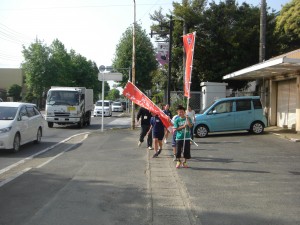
xmin=0 ymin=68 xmax=23 ymax=90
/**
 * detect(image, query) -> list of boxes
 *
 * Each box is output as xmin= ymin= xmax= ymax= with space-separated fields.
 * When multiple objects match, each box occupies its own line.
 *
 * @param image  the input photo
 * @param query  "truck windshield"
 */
xmin=47 ymin=91 xmax=79 ymax=106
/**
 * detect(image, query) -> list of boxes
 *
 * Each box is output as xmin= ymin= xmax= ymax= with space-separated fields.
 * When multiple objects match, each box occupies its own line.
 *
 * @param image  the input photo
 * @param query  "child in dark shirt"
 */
xmin=147 ymin=112 xmax=165 ymax=158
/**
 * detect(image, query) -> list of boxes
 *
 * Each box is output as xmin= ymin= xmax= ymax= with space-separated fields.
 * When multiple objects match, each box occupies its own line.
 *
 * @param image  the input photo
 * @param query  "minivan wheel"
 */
xmin=195 ymin=125 xmax=209 ymax=138
xmin=250 ymin=121 xmax=264 ymax=134
xmin=12 ymin=133 xmax=21 ymax=153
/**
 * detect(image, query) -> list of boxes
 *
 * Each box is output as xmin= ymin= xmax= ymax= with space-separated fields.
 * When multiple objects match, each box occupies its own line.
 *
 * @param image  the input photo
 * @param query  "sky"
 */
xmin=0 ymin=0 xmax=292 ymax=70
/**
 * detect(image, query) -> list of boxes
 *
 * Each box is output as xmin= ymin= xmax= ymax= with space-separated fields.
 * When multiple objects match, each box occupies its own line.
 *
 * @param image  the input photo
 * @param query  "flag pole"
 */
xmin=183 ymin=32 xmax=196 ymax=155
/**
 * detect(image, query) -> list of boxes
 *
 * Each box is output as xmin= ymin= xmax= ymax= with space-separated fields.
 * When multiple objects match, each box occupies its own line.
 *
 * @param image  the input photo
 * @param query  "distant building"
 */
xmin=223 ymin=49 xmax=300 ymax=133
xmin=0 ymin=68 xmax=25 ymax=100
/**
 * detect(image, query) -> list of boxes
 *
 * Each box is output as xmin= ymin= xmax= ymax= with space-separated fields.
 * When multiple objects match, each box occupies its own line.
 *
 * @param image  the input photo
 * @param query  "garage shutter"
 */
xmin=277 ymin=79 xmax=297 ymax=128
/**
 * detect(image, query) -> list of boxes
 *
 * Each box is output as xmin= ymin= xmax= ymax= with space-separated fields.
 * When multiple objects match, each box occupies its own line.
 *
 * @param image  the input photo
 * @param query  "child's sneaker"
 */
xmin=182 ymin=162 xmax=189 ymax=168
xmin=176 ymin=161 xmax=181 ymax=168
xmin=138 ymin=141 xmax=142 ymax=147
xmin=152 ymin=152 xmax=158 ymax=158
xmin=173 ymin=155 xmax=177 ymax=161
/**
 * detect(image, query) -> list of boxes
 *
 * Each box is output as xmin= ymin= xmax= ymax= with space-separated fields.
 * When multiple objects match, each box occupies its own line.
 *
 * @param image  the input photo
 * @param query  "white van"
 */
xmin=93 ymin=100 xmax=112 ymax=117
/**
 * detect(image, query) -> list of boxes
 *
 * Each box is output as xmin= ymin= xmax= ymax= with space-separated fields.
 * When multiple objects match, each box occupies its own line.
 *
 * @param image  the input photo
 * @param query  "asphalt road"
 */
xmin=0 ymin=112 xmax=127 ymax=171
xmin=177 ymin=131 xmax=300 ymax=225
xmin=0 ymin=118 xmax=299 ymax=225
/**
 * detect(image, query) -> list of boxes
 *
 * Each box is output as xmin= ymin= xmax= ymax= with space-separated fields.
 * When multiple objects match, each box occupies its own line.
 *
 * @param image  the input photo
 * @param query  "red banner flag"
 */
xmin=123 ymin=81 xmax=173 ymax=131
xmin=183 ymin=32 xmax=196 ymax=99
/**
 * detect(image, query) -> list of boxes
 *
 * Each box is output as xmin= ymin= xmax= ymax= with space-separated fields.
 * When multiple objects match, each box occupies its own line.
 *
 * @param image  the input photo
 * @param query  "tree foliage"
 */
xmin=112 ymin=24 xmax=157 ymax=91
xmin=275 ymin=0 xmax=300 ymax=52
xmin=150 ymin=0 xmax=286 ymax=91
xmin=107 ymin=89 xmax=120 ymax=101
xmin=8 ymin=84 xmax=22 ymax=101
xmin=22 ymin=39 xmax=102 ymax=104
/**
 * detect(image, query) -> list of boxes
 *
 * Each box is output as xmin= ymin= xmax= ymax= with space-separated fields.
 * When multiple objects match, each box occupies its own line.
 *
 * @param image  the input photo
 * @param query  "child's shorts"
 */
xmin=176 ymin=140 xmax=191 ymax=159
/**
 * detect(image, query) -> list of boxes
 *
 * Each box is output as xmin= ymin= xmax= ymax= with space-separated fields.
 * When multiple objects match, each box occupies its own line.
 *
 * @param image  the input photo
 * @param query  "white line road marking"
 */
xmin=0 ymin=168 xmax=31 ymax=188
xmin=0 ymin=132 xmax=90 ymax=176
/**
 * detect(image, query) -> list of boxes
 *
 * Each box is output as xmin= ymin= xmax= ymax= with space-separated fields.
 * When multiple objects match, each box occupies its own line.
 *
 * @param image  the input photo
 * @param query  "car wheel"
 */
xmin=77 ymin=117 xmax=84 ymax=128
xmin=11 ymin=133 xmax=21 ymax=153
xmin=195 ymin=125 xmax=209 ymax=138
xmin=48 ymin=122 xmax=54 ymax=128
xmin=34 ymin=128 xmax=42 ymax=144
xmin=87 ymin=116 xmax=91 ymax=126
xmin=250 ymin=121 xmax=264 ymax=134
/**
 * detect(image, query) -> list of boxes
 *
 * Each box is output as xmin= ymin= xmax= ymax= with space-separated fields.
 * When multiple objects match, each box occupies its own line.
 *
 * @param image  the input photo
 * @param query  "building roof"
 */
xmin=223 ymin=49 xmax=300 ymax=80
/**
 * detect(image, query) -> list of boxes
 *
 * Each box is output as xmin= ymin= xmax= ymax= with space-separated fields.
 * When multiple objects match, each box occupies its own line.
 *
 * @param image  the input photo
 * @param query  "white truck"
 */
xmin=45 ymin=86 xmax=94 ymax=128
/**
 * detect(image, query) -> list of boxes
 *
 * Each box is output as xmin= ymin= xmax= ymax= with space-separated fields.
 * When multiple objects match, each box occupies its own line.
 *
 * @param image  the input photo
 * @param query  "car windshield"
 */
xmin=47 ymin=90 xmax=79 ymax=106
xmin=96 ymin=101 xmax=109 ymax=107
xmin=0 ymin=107 xmax=18 ymax=120
xmin=113 ymin=102 xmax=121 ymax=106
xmin=200 ymin=100 xmax=217 ymax=114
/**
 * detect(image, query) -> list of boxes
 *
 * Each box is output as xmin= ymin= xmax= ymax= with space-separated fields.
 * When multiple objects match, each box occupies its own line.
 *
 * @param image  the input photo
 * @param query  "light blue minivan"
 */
xmin=194 ymin=96 xmax=267 ymax=138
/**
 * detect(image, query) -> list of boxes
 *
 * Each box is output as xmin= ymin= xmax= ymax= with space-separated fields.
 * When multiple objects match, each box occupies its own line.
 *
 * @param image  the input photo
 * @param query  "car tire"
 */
xmin=48 ymin=122 xmax=54 ymax=128
xmin=250 ymin=121 xmax=264 ymax=134
xmin=195 ymin=124 xmax=209 ymax=138
xmin=87 ymin=116 xmax=91 ymax=126
xmin=11 ymin=133 xmax=21 ymax=153
xmin=77 ymin=117 xmax=84 ymax=128
xmin=34 ymin=128 xmax=42 ymax=144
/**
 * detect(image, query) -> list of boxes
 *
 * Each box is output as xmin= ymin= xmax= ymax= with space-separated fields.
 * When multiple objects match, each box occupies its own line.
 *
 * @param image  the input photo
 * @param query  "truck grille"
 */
xmin=54 ymin=112 xmax=70 ymax=117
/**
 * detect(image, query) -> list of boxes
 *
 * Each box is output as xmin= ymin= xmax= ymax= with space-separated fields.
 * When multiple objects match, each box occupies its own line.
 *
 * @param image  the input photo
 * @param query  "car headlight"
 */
xmin=0 ymin=127 xmax=12 ymax=134
xmin=47 ymin=111 xmax=54 ymax=116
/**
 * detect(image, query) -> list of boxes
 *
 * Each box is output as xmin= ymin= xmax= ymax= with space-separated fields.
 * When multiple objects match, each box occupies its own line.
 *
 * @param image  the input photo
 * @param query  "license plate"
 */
xmin=68 ymin=107 xmax=76 ymax=111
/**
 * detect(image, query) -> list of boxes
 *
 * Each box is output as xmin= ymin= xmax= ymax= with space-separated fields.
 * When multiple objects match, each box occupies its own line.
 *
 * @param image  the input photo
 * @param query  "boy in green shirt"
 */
xmin=173 ymin=105 xmax=193 ymax=168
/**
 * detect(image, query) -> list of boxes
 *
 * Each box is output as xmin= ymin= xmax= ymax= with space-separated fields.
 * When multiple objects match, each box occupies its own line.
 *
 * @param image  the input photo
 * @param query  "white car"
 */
xmin=93 ymin=100 xmax=112 ymax=117
xmin=0 ymin=102 xmax=44 ymax=153
xmin=112 ymin=102 xmax=123 ymax=112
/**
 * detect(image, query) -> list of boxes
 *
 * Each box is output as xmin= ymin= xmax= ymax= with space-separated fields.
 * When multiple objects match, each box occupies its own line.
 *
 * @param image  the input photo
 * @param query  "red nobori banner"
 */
xmin=123 ymin=81 xmax=172 ymax=131
xmin=183 ymin=32 xmax=196 ymax=99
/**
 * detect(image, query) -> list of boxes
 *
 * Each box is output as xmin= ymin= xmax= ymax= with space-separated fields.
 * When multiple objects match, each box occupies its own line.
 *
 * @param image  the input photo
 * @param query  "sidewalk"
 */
xmin=265 ymin=126 xmax=300 ymax=142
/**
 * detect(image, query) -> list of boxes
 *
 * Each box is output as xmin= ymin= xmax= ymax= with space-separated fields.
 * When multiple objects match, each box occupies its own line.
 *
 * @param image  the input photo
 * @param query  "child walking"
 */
xmin=147 ymin=112 xmax=165 ymax=158
xmin=173 ymin=105 xmax=193 ymax=168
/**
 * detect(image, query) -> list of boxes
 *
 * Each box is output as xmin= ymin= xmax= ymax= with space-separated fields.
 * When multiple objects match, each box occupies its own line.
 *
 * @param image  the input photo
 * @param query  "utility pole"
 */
xmin=259 ymin=0 xmax=266 ymax=62
xmin=131 ymin=0 xmax=136 ymax=130
xmin=167 ymin=16 xmax=173 ymax=106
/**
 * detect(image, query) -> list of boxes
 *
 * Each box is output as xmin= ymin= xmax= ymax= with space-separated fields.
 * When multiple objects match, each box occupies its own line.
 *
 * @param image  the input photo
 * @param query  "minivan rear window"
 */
xmin=253 ymin=99 xmax=263 ymax=109
xmin=236 ymin=99 xmax=251 ymax=111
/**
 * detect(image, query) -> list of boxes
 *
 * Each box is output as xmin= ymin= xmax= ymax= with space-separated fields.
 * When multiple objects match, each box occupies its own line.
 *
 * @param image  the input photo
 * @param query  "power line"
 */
xmin=0 ymin=2 xmax=174 ymax=11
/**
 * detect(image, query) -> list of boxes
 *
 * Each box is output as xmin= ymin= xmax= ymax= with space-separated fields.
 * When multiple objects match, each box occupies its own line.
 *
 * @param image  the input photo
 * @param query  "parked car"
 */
xmin=194 ymin=96 xmax=267 ymax=137
xmin=112 ymin=101 xmax=123 ymax=112
xmin=0 ymin=102 xmax=44 ymax=152
xmin=93 ymin=100 xmax=112 ymax=117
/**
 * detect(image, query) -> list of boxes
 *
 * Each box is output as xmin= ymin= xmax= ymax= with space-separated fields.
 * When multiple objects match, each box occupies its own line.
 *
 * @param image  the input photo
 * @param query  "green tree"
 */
xmin=8 ymin=84 xmax=22 ymax=101
xmin=22 ymin=39 xmax=102 ymax=104
xmin=107 ymin=89 xmax=120 ymax=101
xmin=112 ymin=24 xmax=157 ymax=91
xmin=48 ymin=39 xmax=72 ymax=86
xmin=275 ymin=0 xmax=300 ymax=52
xmin=22 ymin=39 xmax=51 ymax=106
